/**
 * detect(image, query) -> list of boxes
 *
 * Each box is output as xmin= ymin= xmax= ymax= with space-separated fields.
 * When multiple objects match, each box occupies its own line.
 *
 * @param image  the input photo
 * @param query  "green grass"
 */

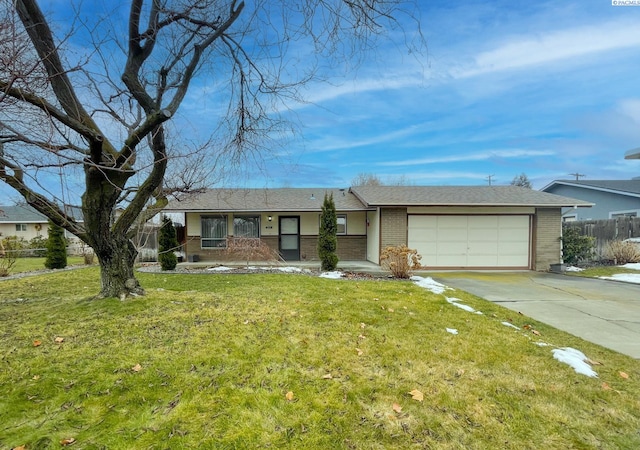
xmin=8 ymin=256 xmax=87 ymax=274
xmin=1 ymin=268 xmax=639 ymax=449
xmin=565 ymin=265 xmax=640 ymax=278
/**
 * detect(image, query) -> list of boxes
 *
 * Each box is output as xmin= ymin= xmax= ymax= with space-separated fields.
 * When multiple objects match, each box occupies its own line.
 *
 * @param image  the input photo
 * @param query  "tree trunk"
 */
xmin=95 ymin=234 xmax=144 ymax=299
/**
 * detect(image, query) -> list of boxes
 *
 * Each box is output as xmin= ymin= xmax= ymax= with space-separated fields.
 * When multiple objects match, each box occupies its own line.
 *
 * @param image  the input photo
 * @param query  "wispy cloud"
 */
xmin=306 ymin=122 xmax=429 ymax=153
xmin=456 ymin=20 xmax=640 ymax=78
xmin=380 ymin=149 xmax=556 ymax=167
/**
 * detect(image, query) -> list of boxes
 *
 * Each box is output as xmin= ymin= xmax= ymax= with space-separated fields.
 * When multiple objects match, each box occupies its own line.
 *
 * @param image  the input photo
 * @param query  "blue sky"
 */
xmin=2 ymin=0 xmax=640 ymax=204
xmin=258 ymin=0 xmax=640 ymax=189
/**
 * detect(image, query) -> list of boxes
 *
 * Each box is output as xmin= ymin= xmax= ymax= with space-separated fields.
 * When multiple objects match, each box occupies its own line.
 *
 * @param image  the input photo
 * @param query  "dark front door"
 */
xmin=279 ymin=216 xmax=300 ymax=261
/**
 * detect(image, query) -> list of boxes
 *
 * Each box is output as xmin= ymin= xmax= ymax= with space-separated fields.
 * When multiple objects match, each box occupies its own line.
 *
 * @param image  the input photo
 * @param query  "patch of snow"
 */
xmin=599 ymin=273 xmax=640 ymax=284
xmin=319 ymin=271 xmax=343 ymax=279
xmin=446 ymin=297 xmax=482 ymax=314
xmin=411 ymin=276 xmax=449 ymax=294
xmin=501 ymin=321 xmax=520 ymax=330
xmin=207 ymin=266 xmax=233 ymax=271
xmin=277 ymin=267 xmax=303 ymax=273
xmin=534 ymin=342 xmax=550 ymax=347
xmin=551 ymin=347 xmax=598 ymax=378
xmin=621 ymin=263 xmax=640 ymax=270
xmin=565 ymin=266 xmax=584 ymax=272
xmin=446 ymin=328 xmax=458 ymax=335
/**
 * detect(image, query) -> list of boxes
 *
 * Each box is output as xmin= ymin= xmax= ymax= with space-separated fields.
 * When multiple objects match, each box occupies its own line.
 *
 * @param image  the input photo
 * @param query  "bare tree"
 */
xmin=351 ymin=172 xmax=412 ymax=186
xmin=351 ymin=172 xmax=384 ymax=186
xmin=0 ymin=0 xmax=423 ymax=298
xmin=510 ymin=173 xmax=532 ymax=189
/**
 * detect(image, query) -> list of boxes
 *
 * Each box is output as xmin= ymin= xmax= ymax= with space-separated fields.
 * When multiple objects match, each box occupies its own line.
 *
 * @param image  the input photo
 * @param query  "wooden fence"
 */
xmin=564 ymin=217 xmax=640 ymax=256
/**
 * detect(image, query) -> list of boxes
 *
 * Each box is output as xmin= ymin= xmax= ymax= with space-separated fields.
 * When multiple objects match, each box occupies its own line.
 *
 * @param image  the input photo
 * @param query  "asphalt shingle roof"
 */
xmin=543 ymin=180 xmax=640 ymax=196
xmin=165 ymin=186 xmax=592 ymax=211
xmin=350 ymin=185 xmax=593 ymax=207
xmin=0 ymin=204 xmax=47 ymax=222
xmin=165 ymin=188 xmax=368 ymax=212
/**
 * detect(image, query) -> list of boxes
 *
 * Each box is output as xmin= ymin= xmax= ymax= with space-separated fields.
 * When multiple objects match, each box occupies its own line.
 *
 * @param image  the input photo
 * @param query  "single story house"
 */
xmin=0 ymin=204 xmax=49 ymax=241
xmin=540 ymin=179 xmax=640 ymax=221
xmin=164 ymin=185 xmax=592 ymax=271
xmin=0 ymin=203 xmax=84 ymax=249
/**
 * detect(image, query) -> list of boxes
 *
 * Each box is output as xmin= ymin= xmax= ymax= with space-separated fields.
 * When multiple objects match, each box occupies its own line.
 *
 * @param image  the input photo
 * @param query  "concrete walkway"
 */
xmin=435 ymin=272 xmax=640 ymax=359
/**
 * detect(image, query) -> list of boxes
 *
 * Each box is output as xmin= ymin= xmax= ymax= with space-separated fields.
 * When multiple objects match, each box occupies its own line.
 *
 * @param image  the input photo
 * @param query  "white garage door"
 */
xmin=408 ymin=215 xmax=531 ymax=268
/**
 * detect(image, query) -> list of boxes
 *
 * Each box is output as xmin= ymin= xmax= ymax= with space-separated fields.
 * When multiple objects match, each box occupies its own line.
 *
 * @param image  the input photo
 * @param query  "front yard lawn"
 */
xmin=1 ymin=268 xmax=639 ymax=448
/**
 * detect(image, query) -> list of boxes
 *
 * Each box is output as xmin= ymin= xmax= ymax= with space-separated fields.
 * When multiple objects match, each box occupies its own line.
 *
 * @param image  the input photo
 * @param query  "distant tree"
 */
xmin=351 ymin=173 xmax=383 ymax=186
xmin=158 ymin=216 xmax=179 ymax=271
xmin=511 ymin=173 xmax=532 ymax=189
xmin=318 ymin=193 xmax=338 ymax=271
xmin=45 ymin=221 xmax=67 ymax=269
xmin=351 ymin=173 xmax=413 ymax=186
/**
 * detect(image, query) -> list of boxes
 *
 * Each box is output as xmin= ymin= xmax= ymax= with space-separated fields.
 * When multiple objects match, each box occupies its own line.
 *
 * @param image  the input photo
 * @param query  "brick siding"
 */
xmin=183 ymin=235 xmax=366 ymax=262
xmin=535 ymin=208 xmax=562 ymax=271
xmin=380 ymin=208 xmax=408 ymax=250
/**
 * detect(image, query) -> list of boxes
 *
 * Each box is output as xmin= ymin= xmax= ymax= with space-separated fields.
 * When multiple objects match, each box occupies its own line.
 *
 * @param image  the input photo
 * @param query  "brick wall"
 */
xmin=183 ymin=235 xmax=366 ymax=262
xmin=380 ymin=208 xmax=408 ymax=250
xmin=535 ymin=208 xmax=562 ymax=271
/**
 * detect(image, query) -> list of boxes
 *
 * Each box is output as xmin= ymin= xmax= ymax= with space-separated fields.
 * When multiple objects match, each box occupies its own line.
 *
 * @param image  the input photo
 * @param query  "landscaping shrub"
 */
xmin=28 ymin=235 xmax=47 ymax=257
xmin=318 ymin=192 xmax=339 ymax=271
xmin=45 ymin=221 xmax=67 ymax=269
xmin=226 ymin=237 xmax=281 ymax=266
xmin=561 ymin=226 xmax=595 ymax=265
xmin=159 ymin=216 xmax=179 ymax=271
xmin=0 ymin=235 xmax=23 ymax=276
xmin=380 ymin=245 xmax=422 ymax=278
xmin=604 ymin=240 xmax=640 ymax=265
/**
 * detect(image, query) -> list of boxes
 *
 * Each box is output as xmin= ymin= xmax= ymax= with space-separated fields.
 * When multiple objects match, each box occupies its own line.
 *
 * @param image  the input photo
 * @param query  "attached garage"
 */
xmin=408 ymin=215 xmax=531 ymax=268
xmin=349 ymin=185 xmax=593 ymax=271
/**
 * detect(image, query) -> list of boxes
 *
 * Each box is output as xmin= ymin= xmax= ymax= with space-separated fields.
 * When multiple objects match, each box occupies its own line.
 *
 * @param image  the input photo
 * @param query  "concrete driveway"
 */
xmin=433 ymin=272 xmax=640 ymax=359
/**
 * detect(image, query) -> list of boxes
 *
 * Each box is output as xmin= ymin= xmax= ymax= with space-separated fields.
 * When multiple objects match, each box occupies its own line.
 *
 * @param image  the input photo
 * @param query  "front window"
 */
xmin=201 ymin=215 xmax=227 ymax=248
xmin=15 ymin=224 xmax=27 ymax=232
xmin=337 ymin=215 xmax=347 ymax=235
xmin=233 ymin=215 xmax=260 ymax=238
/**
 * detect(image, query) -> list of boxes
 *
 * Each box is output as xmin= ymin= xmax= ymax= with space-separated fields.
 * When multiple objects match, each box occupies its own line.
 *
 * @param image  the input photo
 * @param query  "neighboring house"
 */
xmin=164 ymin=185 xmax=592 ymax=271
xmin=0 ymin=204 xmax=83 ymax=248
xmin=0 ymin=204 xmax=49 ymax=241
xmin=541 ymin=179 xmax=640 ymax=221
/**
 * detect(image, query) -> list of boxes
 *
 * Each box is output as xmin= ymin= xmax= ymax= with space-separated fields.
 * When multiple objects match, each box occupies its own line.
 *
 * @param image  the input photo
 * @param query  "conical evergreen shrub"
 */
xmin=45 ymin=221 xmax=67 ymax=269
xmin=317 ymin=192 xmax=339 ymax=271
xmin=159 ymin=216 xmax=179 ymax=271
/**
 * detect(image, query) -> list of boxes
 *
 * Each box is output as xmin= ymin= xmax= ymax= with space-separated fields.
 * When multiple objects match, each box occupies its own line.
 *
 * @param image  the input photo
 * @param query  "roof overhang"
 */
xmin=625 ymin=147 xmax=640 ymax=159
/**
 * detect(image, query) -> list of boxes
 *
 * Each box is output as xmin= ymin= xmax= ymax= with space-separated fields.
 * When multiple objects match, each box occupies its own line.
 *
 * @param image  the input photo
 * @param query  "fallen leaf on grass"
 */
xmin=586 ymin=358 xmax=602 ymax=366
xmin=60 ymin=437 xmax=76 ymax=446
xmin=360 ymin=323 xmax=366 ymax=329
xmin=408 ymin=389 xmax=424 ymax=402
xmin=32 ymin=340 xmax=42 ymax=347
xmin=532 ymin=330 xmax=541 ymax=336
xmin=54 ymin=337 xmax=65 ymax=343
xmin=11 ymin=445 xmax=26 ymax=450
xmin=285 ymin=391 xmax=295 ymax=401
xmin=356 ymin=348 xmax=364 ymax=356
xmin=619 ymin=371 xmax=629 ymax=379
xmin=602 ymin=382 xmax=611 ymax=390
xmin=392 ymin=402 xmax=402 ymax=413
xmin=32 ymin=375 xmax=40 ymax=380
xmin=322 ymin=374 xmax=333 ymax=379
xmin=132 ymin=364 xmax=142 ymax=372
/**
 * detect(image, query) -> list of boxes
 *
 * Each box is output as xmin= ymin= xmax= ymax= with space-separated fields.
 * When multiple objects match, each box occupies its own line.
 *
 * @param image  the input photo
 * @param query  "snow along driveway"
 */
xmin=433 ymin=271 xmax=640 ymax=359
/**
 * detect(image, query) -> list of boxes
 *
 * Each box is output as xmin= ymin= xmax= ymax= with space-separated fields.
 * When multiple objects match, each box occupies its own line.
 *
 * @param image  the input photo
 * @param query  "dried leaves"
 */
xmin=408 ymin=389 xmax=424 ymax=402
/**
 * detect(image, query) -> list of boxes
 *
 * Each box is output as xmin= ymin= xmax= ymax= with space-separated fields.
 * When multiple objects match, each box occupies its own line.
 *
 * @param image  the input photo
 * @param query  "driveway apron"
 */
xmin=433 ymin=272 xmax=640 ymax=359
